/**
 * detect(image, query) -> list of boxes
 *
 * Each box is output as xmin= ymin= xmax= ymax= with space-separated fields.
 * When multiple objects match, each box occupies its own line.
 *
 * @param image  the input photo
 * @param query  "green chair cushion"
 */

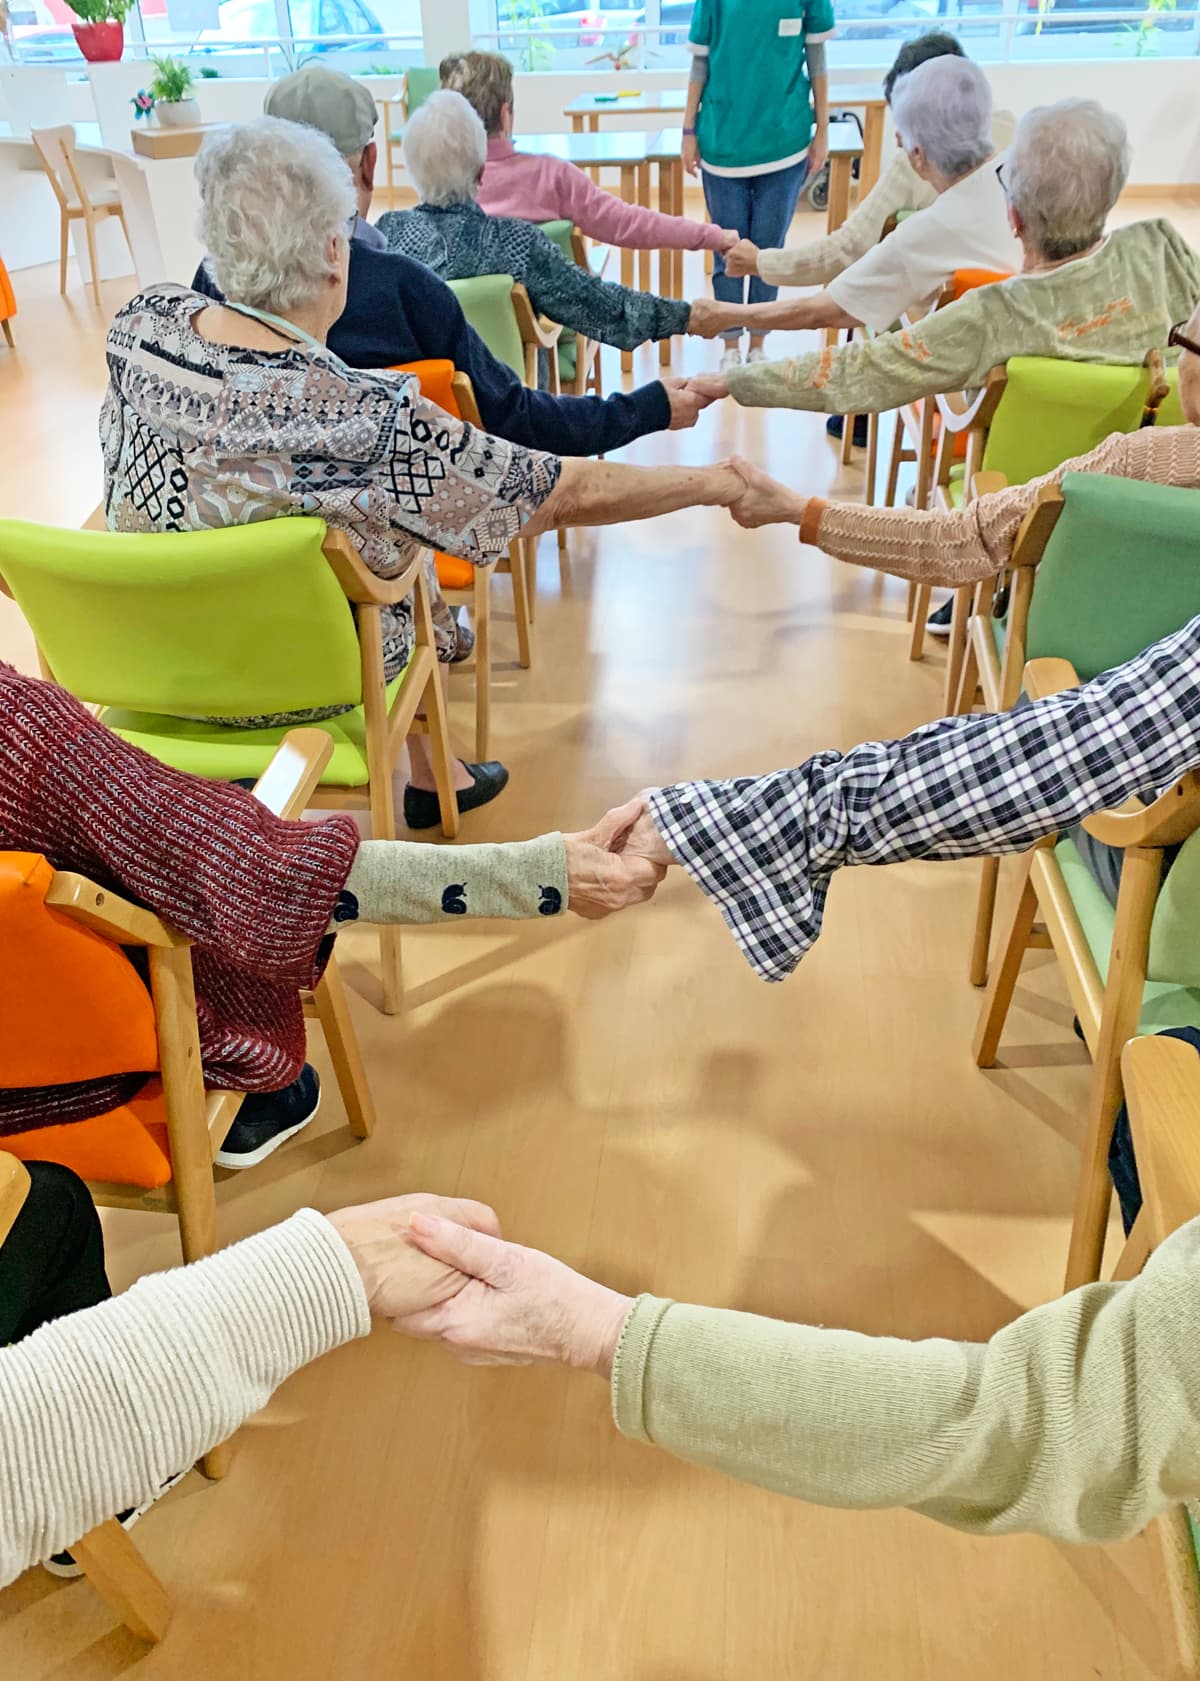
xmin=99 ymin=667 xmax=410 ymax=789
xmin=447 ymin=275 xmax=524 ymax=379
xmin=1056 ymin=834 xmax=1200 ymax=1019
xmin=982 ymin=357 xmax=1182 ymax=486
xmin=539 ymin=220 xmax=580 ymax=383
xmin=404 ymin=66 xmax=439 ymax=115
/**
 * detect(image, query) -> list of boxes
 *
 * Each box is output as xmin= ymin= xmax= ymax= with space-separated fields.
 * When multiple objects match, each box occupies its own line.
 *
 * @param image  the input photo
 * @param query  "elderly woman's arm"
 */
xmin=522 ymin=456 xmax=746 ymax=539
xmin=524 ymin=231 xmax=692 ymax=351
xmin=400 ymin=1207 xmax=1200 ymax=1546
xmin=752 ymin=153 xmax=935 ymax=287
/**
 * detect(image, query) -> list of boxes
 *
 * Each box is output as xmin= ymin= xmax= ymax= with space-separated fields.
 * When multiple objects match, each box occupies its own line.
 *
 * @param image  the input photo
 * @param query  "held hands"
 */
xmin=725 ymin=454 xmax=809 ymax=529
xmin=661 ymin=373 xmax=724 ymax=431
xmin=563 ymin=794 xmax=672 ymax=919
xmin=682 ymin=132 xmax=700 ymax=177
xmin=326 ymin=1193 xmax=502 ymax=1322
xmin=687 ymin=298 xmax=734 ymax=340
xmin=399 ymin=1214 xmax=634 ymax=1375
xmin=722 ymin=238 xmax=760 ymax=279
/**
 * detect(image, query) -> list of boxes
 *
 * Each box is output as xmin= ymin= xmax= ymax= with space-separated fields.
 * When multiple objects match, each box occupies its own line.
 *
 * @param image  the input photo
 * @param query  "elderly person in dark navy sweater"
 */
xmin=190 ymin=64 xmax=708 ymax=456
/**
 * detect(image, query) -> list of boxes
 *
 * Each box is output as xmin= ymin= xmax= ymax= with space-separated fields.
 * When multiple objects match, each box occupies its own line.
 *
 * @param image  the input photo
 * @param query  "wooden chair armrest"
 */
xmin=251 ymin=729 xmax=334 ymax=820
xmin=321 ymin=529 xmax=422 ymax=607
xmin=0 ymin=1154 xmax=31 ymax=1248
xmin=1022 ymin=655 xmax=1081 ymax=702
xmin=45 ymin=872 xmax=188 ymax=948
xmin=933 ymin=364 xmax=1008 ymax=435
xmin=970 ymin=470 xmax=1009 ymax=501
xmin=1082 ymin=771 xmax=1200 ymax=850
xmin=511 ymin=284 xmax=563 ymax=349
xmin=82 ymin=502 xmax=106 ymax=532
xmin=450 ymin=369 xmax=483 ymax=428
xmin=1008 ymin=483 xmax=1065 ymax=569
xmin=1122 ymin=1034 xmax=1200 ymax=1245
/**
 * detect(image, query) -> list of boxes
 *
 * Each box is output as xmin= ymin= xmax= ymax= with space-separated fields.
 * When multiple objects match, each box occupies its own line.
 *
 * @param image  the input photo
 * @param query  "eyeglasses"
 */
xmin=1168 ymin=319 xmax=1200 ymax=358
xmin=995 ymin=160 xmax=1009 ymax=199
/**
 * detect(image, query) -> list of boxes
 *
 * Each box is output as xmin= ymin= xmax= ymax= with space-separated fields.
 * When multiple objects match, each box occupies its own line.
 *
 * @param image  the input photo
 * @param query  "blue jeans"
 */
xmin=701 ymin=159 xmax=810 ymax=341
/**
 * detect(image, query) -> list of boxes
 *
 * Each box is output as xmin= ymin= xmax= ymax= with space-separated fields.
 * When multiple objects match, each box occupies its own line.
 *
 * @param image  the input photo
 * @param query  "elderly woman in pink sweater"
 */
xmin=441 ymin=51 xmax=736 ymax=257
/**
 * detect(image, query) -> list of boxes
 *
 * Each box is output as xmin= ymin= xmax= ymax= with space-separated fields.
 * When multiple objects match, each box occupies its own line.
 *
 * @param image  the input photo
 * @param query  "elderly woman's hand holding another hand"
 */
xmin=725 ymin=456 xmax=810 ymax=530
xmin=326 ymin=1194 xmax=503 ymax=1322
xmin=562 ymin=793 xmax=673 ymax=919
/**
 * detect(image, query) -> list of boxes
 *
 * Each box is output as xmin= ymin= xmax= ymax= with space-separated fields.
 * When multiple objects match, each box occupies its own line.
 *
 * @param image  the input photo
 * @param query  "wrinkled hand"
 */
xmin=399 ymin=1214 xmax=634 ymax=1375
xmin=327 ymin=1193 xmax=501 ymax=1322
xmin=807 ymin=129 xmax=829 ymax=179
xmin=682 ymin=132 xmax=700 ymax=177
xmin=687 ymin=297 xmax=731 ymax=340
xmin=563 ymin=794 xmax=669 ymax=919
xmin=686 ymin=372 xmax=729 ymax=403
xmin=725 ymin=454 xmax=808 ymax=529
xmin=661 ymin=374 xmax=713 ymax=431
xmin=723 ymin=237 xmax=760 ymax=279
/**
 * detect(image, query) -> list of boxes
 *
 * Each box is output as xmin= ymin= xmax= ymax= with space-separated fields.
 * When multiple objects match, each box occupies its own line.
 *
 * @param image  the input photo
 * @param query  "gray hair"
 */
xmin=195 ymin=116 xmax=354 ymax=313
xmin=890 ymin=56 xmax=994 ymax=179
xmin=403 ymin=89 xmax=487 ymax=207
xmin=1007 ymin=99 xmax=1130 ymax=262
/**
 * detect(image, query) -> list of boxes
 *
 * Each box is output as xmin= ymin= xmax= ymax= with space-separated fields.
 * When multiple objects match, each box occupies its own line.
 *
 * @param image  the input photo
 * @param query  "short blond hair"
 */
xmin=439 ymin=50 xmax=513 ymax=137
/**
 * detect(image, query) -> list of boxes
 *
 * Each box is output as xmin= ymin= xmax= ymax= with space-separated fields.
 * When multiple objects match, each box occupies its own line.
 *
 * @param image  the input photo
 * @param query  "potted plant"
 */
xmin=64 ymin=0 xmax=130 ymax=64
xmin=148 ymin=56 xmax=200 ymax=127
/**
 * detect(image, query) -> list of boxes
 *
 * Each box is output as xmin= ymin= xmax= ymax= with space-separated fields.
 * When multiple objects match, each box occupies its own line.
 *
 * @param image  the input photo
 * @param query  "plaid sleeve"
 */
xmin=650 ymin=612 xmax=1200 ymax=982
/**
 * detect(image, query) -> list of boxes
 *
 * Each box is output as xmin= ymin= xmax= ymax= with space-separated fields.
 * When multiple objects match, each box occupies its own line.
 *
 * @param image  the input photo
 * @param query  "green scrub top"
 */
xmin=688 ymin=0 xmax=836 ymax=176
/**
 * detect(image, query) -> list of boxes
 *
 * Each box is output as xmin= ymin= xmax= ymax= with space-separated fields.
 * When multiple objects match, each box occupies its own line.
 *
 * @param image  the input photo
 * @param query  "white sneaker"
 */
xmin=747 ymin=346 xmax=768 ymax=364
xmin=719 ymin=344 xmax=743 ymax=374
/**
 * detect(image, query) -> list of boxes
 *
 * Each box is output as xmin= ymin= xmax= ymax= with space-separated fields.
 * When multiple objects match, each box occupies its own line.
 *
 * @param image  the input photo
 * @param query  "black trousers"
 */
xmin=0 ymin=1161 xmax=110 ymax=1344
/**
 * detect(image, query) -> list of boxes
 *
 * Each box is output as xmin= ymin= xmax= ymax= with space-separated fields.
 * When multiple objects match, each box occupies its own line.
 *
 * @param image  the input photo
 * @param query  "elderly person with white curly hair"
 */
xmin=690 ymin=99 xmax=1200 ymax=417
xmin=101 ymin=117 xmax=754 ymax=829
xmin=692 ymin=55 xmax=1020 ymax=342
xmin=376 ymin=91 xmax=710 ymax=354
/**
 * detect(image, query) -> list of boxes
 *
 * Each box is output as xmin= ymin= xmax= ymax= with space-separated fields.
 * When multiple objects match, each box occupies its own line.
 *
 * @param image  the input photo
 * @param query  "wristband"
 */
xmin=683 ymin=127 xmax=696 ymax=135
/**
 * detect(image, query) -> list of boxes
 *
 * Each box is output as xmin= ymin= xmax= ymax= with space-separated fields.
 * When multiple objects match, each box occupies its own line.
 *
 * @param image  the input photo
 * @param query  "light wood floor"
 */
xmin=2 ymin=198 xmax=1198 ymax=1679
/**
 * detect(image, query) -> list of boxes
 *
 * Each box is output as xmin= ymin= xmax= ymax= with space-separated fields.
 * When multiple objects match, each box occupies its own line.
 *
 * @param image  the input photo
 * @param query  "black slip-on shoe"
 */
xmin=403 ymin=761 xmax=509 ymax=831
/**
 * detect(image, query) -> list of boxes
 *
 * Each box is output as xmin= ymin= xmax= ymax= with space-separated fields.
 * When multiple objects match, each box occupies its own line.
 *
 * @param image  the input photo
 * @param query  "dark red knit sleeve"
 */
xmin=0 ymin=666 xmax=359 ymax=991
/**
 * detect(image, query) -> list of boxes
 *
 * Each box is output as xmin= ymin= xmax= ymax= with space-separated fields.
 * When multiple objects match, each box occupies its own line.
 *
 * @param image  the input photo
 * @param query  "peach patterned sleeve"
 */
xmin=806 ymin=428 xmax=1200 ymax=587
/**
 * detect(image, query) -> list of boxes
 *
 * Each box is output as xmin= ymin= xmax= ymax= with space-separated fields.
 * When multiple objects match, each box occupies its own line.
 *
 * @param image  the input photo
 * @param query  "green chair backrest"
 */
xmin=447 ymin=274 xmax=525 ymax=380
xmin=405 ymin=66 xmax=439 ymax=116
xmin=0 ymin=517 xmax=363 ymax=719
xmin=537 ymin=219 xmax=579 ymax=383
xmin=982 ymin=357 xmax=1181 ymax=486
xmin=1024 ymin=473 xmax=1200 ymax=681
xmin=1149 ymin=828 xmax=1200 ymax=986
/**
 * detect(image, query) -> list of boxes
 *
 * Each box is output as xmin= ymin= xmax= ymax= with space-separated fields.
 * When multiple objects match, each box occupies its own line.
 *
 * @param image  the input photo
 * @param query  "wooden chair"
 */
xmin=0 ymin=1155 xmax=172 ymax=1642
xmin=0 ymin=252 xmax=15 ymax=348
xmin=1115 ymin=1034 xmax=1200 ymax=1681
xmin=539 ymin=220 xmax=607 ymax=401
xmin=30 ymin=125 xmax=131 ymax=307
xmin=0 ymin=518 xmax=458 ymax=1015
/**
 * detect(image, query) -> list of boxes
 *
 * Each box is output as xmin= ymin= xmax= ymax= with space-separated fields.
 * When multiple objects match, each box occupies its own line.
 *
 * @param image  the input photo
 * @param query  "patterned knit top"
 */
xmin=100 ymin=286 xmax=560 ymax=721
xmin=375 ymin=201 xmax=691 ymax=351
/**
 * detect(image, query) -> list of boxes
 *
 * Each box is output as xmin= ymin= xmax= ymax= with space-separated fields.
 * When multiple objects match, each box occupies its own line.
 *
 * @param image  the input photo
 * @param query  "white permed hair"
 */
xmin=195 ymin=116 xmax=354 ymax=313
xmin=1007 ymin=99 xmax=1130 ymax=262
xmin=890 ymin=56 xmax=994 ymax=179
xmin=403 ymin=89 xmax=487 ymax=207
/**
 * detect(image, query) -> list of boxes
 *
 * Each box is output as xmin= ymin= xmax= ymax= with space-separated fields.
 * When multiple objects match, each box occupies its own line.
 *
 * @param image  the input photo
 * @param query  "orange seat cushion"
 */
xmin=2 ymin=1081 xmax=172 ymax=1189
xmin=388 ymin=361 xmax=474 ymax=590
xmin=0 ymin=256 xmax=15 ymax=323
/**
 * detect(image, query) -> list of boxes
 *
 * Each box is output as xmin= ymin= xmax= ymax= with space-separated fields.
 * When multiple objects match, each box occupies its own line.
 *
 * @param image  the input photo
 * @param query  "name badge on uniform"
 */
xmin=778 ymin=16 xmax=803 ymax=33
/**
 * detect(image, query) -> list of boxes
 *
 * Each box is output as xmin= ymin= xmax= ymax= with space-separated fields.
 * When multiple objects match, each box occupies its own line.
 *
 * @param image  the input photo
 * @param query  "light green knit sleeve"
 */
xmin=725 ymin=288 xmax=993 ymax=414
xmin=611 ymin=1216 xmax=1200 ymax=1543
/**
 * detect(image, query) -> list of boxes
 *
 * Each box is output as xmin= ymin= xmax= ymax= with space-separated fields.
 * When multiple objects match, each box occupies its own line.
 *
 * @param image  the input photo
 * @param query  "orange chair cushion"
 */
xmin=0 ymin=854 xmax=158 ymax=1086
xmin=2 ymin=1081 xmax=172 ymax=1189
xmin=0 ymin=256 xmax=15 ymax=323
xmin=387 ymin=361 xmax=474 ymax=589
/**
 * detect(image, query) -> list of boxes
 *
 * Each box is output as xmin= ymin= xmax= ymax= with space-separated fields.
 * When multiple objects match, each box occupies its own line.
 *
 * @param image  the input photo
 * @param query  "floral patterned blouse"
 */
xmin=100 ymin=285 xmax=561 ymax=722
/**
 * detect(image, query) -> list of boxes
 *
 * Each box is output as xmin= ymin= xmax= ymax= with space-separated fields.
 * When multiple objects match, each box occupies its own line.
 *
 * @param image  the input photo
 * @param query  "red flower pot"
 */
xmin=71 ymin=20 xmax=124 ymax=61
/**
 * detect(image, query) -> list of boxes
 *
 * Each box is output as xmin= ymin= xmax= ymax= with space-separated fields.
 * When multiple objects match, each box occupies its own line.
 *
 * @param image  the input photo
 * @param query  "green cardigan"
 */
xmin=611 ymin=1213 xmax=1200 ymax=1544
xmin=727 ymin=218 xmax=1200 ymax=417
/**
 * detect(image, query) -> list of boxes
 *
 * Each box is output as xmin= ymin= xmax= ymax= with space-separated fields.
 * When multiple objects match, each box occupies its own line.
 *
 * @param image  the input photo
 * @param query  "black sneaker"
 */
xmin=925 ymin=597 xmax=955 ymax=638
xmin=825 ymin=414 xmax=869 ymax=447
xmin=43 ymin=1472 xmax=188 ymax=1578
xmin=215 ymin=1065 xmax=321 ymax=1170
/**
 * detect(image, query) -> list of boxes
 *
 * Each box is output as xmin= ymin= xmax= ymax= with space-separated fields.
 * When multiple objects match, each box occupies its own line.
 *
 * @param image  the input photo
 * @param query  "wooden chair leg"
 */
xmin=509 ymin=539 xmax=533 ymax=670
xmin=864 ymin=411 xmax=880 ymax=506
xmin=942 ymin=584 xmax=972 ymax=715
xmin=909 ymin=583 xmax=932 ymax=660
xmin=421 ymin=664 xmax=460 ymax=843
xmin=83 ymin=210 xmax=101 ymax=307
xmin=905 ymin=579 xmax=917 ymax=621
xmin=359 ymin=602 xmax=405 ymax=1014
xmin=1 ymin=318 xmax=13 ymax=349
xmin=524 ymin=535 xmax=537 ymax=627
xmin=954 ymin=625 xmax=981 ymax=718
xmin=884 ymin=420 xmax=904 ymax=508
xmin=59 ymin=209 xmax=69 ymax=296
xmin=1064 ymin=846 xmax=1162 ymax=1290
xmin=556 ymin=526 xmax=568 ymax=558
xmin=147 ymin=944 xmax=216 ymax=1266
xmin=969 ymin=856 xmax=1000 ymax=988
xmin=972 ymin=847 xmax=1042 ymax=1067
xmin=473 ymin=568 xmax=491 ymax=762
xmin=311 ymin=960 xmax=374 ymax=1139
xmin=841 ymin=412 xmax=856 ymax=466
xmin=69 ymin=1518 xmax=171 ymax=1644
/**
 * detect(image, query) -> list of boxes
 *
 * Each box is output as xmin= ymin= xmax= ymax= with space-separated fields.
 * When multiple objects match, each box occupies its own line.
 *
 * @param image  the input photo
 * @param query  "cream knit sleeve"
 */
xmin=809 ymin=427 xmax=1200 ymax=587
xmin=0 ymin=1210 xmax=370 ymax=1587
xmin=612 ymin=1214 xmax=1200 ymax=1544
xmin=758 ymin=153 xmax=933 ymax=289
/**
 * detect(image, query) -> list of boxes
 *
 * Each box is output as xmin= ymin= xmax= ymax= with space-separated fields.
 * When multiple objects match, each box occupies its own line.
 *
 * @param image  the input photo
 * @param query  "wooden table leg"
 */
xmin=860 ymin=103 xmax=885 ymax=197
xmin=571 ymin=114 xmax=583 ymax=133
xmin=637 ymin=160 xmax=651 ymax=292
xmin=620 ymin=162 xmax=635 ymax=374
xmin=827 ymin=156 xmax=852 ymax=234
xmin=588 ymin=114 xmax=599 ymax=133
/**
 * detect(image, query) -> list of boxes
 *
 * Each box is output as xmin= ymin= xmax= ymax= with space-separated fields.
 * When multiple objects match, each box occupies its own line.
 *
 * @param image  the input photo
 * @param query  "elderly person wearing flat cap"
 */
xmin=191 ymin=64 xmax=712 ymax=460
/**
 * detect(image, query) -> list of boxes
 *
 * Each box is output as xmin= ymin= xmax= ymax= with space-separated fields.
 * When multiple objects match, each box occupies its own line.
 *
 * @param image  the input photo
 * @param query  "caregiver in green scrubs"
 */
xmin=683 ymin=0 xmax=835 ymax=372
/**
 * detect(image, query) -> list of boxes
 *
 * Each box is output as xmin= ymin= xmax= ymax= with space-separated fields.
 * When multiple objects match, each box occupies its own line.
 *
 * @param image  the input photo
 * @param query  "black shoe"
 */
xmin=925 ymin=597 xmax=955 ymax=638
xmin=44 ymin=1473 xmax=188 ymax=1578
xmin=403 ymin=761 xmax=509 ymax=831
xmin=825 ymin=413 xmax=870 ymax=447
xmin=450 ymin=616 xmax=475 ymax=664
xmin=215 ymin=1066 xmax=321 ymax=1170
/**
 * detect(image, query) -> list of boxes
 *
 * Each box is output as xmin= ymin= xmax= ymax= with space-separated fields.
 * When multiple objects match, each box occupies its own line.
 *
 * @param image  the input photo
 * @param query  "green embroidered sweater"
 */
xmin=727 ymin=218 xmax=1200 ymax=416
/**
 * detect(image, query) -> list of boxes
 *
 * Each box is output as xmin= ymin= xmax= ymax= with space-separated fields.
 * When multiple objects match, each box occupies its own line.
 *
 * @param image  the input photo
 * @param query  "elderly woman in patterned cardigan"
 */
xmin=102 ymin=116 xmax=746 ymax=832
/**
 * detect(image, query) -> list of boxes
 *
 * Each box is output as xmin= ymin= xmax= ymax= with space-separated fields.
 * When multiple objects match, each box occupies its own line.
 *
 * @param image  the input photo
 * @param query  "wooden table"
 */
xmin=826 ymin=116 xmax=865 ymax=235
xmin=564 ymin=82 xmax=888 ymax=196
